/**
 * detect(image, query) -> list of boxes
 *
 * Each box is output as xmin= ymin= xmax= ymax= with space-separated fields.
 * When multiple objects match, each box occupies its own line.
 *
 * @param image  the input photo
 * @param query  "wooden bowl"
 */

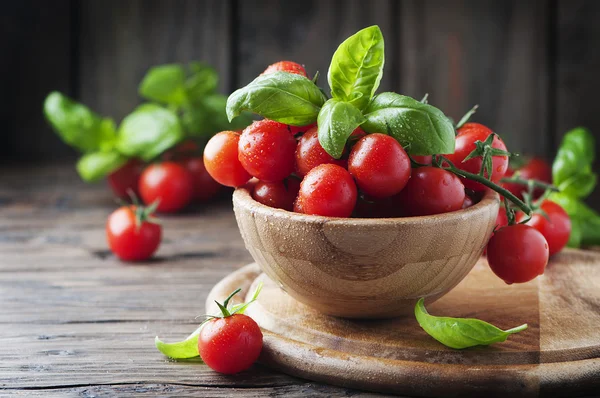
xmin=233 ymin=187 xmax=499 ymax=318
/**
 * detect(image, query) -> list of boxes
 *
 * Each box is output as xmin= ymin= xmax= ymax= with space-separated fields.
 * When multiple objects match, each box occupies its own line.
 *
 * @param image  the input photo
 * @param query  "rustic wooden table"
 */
xmin=0 ymin=165 xmax=383 ymax=397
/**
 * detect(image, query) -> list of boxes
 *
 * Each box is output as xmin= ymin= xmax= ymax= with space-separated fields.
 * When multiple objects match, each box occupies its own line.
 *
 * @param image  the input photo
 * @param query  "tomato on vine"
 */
xmin=204 ymin=131 xmax=252 ymax=188
xmin=106 ymin=202 xmax=161 ymax=262
xmin=517 ymin=200 xmax=571 ymax=256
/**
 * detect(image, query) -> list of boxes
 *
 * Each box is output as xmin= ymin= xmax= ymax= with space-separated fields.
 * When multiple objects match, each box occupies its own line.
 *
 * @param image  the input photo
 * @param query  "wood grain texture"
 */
xmin=79 ymin=0 xmax=233 ymax=121
xmin=236 ymin=0 xmax=398 ymax=91
xmin=0 ymin=165 xmax=371 ymax=397
xmin=555 ymin=0 xmax=600 ymax=209
xmin=398 ymin=0 xmax=550 ymax=157
xmin=207 ymin=251 xmax=600 ymax=397
xmin=0 ymin=0 xmax=76 ymax=162
xmin=232 ymin=186 xmax=499 ymax=318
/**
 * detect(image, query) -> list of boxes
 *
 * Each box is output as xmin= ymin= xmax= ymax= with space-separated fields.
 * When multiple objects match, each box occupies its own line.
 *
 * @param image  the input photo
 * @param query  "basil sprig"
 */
xmin=226 ymin=25 xmax=454 ymax=159
xmin=415 ymin=298 xmax=527 ymax=349
xmin=549 ymin=127 xmax=600 ymax=247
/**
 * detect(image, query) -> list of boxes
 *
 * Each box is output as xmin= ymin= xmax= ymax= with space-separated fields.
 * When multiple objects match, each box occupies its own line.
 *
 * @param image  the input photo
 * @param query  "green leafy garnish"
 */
xmin=76 ymin=151 xmax=128 ymax=182
xmin=139 ymin=64 xmax=188 ymax=106
xmin=43 ymin=91 xmax=117 ymax=153
xmin=317 ymin=99 xmax=366 ymax=159
xmin=328 ymin=25 xmax=384 ymax=111
xmin=155 ymin=282 xmax=263 ymax=360
xmin=116 ymin=103 xmax=184 ymax=162
xmin=226 ymin=72 xmax=328 ymax=126
xmin=415 ymin=298 xmax=527 ymax=349
xmin=362 ymin=92 xmax=455 ymax=155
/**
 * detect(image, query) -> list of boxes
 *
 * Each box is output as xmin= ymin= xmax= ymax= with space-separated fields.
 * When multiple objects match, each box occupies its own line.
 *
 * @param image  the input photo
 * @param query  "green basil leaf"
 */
xmin=139 ymin=64 xmax=187 ymax=106
xmin=317 ymin=99 xmax=366 ymax=159
xmin=182 ymin=95 xmax=252 ymax=138
xmin=553 ymin=127 xmax=596 ymax=196
xmin=226 ymin=71 xmax=327 ymax=126
xmin=117 ymin=103 xmax=184 ymax=161
xmin=185 ymin=62 xmax=219 ymax=104
xmin=328 ymin=25 xmax=385 ymax=111
xmin=155 ymin=323 xmax=204 ymax=360
xmin=43 ymin=91 xmax=117 ymax=152
xmin=362 ymin=92 xmax=455 ymax=155
xmin=76 ymin=151 xmax=127 ymax=182
xmin=415 ymin=298 xmax=527 ymax=349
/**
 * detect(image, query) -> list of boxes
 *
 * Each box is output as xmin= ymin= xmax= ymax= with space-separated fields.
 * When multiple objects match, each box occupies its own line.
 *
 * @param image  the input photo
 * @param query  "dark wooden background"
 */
xmin=1 ymin=0 xmax=599 ymax=169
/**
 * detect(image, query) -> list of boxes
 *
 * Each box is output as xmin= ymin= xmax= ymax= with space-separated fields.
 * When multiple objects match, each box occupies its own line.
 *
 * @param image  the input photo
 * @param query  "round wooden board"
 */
xmin=206 ymin=249 xmax=600 ymax=397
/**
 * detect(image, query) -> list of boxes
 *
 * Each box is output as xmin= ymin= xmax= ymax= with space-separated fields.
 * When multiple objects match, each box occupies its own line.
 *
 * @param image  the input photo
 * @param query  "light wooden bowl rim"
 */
xmin=233 ymin=185 xmax=499 ymax=226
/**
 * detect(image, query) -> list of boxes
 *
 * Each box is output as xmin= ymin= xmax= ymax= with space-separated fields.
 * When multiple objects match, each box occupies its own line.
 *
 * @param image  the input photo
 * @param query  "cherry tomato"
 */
xmin=486 ymin=224 xmax=549 ymax=284
xmin=288 ymin=123 xmax=316 ymax=136
xmin=139 ymin=162 xmax=194 ymax=213
xmin=252 ymin=178 xmax=301 ymax=211
xmin=295 ymin=126 xmax=346 ymax=177
xmin=445 ymin=123 xmax=509 ymax=191
xmin=238 ymin=120 xmax=296 ymax=182
xmin=204 ymin=131 xmax=252 ymax=187
xmin=503 ymin=158 xmax=552 ymax=199
xmin=198 ymin=314 xmax=263 ymax=375
xmin=296 ymin=164 xmax=357 ymax=217
xmin=394 ymin=166 xmax=465 ymax=216
xmin=180 ymin=157 xmax=222 ymax=201
xmin=517 ymin=200 xmax=571 ymax=256
xmin=348 ymin=134 xmax=411 ymax=198
xmin=262 ymin=61 xmax=308 ymax=77
xmin=107 ymin=159 xmax=144 ymax=199
xmin=106 ymin=205 xmax=161 ymax=261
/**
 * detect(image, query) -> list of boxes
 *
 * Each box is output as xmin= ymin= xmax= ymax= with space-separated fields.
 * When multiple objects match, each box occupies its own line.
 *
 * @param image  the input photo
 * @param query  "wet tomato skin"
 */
xmin=204 ymin=131 xmax=252 ymax=188
xmin=445 ymin=123 xmax=509 ymax=191
xmin=238 ymin=120 xmax=297 ymax=182
xmin=252 ymin=178 xmax=301 ymax=211
xmin=296 ymin=164 xmax=357 ymax=218
xmin=487 ymin=224 xmax=549 ymax=284
xmin=517 ymin=200 xmax=571 ymax=256
xmin=198 ymin=314 xmax=263 ymax=375
xmin=106 ymin=206 xmax=161 ymax=261
xmin=139 ymin=162 xmax=194 ymax=213
xmin=348 ymin=133 xmax=411 ymax=198
xmin=394 ymin=166 xmax=465 ymax=216
xmin=295 ymin=126 xmax=347 ymax=177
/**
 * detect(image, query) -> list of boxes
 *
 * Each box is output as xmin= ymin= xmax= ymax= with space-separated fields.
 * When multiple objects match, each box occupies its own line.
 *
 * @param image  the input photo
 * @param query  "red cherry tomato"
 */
xmin=296 ymin=164 xmax=357 ymax=217
xmin=348 ymin=134 xmax=411 ymax=198
xmin=517 ymin=200 xmax=571 ymax=256
xmin=106 ymin=205 xmax=161 ymax=261
xmin=487 ymin=224 xmax=549 ymax=284
xmin=288 ymin=123 xmax=317 ymax=136
xmin=204 ymin=131 xmax=252 ymax=187
xmin=238 ymin=120 xmax=297 ymax=182
xmin=107 ymin=159 xmax=144 ymax=199
xmin=295 ymin=126 xmax=347 ymax=177
xmin=198 ymin=314 xmax=263 ymax=375
xmin=139 ymin=162 xmax=194 ymax=213
xmin=252 ymin=178 xmax=301 ymax=211
xmin=503 ymin=158 xmax=552 ymax=199
xmin=262 ymin=61 xmax=308 ymax=77
xmin=394 ymin=166 xmax=465 ymax=216
xmin=180 ymin=157 xmax=222 ymax=201
xmin=445 ymin=123 xmax=509 ymax=191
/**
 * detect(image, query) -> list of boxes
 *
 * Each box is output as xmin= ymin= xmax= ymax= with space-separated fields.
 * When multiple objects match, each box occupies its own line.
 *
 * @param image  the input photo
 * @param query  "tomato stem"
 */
xmin=500 ymin=175 xmax=558 ymax=192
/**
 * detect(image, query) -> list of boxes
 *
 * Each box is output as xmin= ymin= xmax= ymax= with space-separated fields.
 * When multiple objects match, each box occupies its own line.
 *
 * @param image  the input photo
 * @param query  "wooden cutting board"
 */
xmin=206 ymin=249 xmax=600 ymax=397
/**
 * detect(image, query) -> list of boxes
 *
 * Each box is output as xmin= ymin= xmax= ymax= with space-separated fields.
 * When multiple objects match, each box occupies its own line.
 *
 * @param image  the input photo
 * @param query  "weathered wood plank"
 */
xmin=79 ymin=0 xmax=233 ymax=121
xmin=556 ymin=0 xmax=600 ymax=209
xmin=0 ymin=0 xmax=75 ymax=162
xmin=236 ymin=0 xmax=397 ymax=91
xmin=398 ymin=0 xmax=550 ymax=157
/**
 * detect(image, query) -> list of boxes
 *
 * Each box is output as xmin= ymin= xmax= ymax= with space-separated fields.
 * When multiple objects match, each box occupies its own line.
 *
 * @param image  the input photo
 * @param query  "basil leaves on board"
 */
xmin=415 ymin=298 xmax=527 ymax=349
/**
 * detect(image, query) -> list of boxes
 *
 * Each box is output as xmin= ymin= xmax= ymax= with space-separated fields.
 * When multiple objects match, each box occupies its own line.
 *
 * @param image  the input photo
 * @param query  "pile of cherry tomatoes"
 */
xmin=202 ymin=60 xmax=572 ymax=286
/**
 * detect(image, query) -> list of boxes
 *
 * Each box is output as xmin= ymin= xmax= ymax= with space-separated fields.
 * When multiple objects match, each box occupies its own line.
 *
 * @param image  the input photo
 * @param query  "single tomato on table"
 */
xmin=106 ymin=204 xmax=161 ymax=262
xmin=139 ymin=162 xmax=194 ymax=213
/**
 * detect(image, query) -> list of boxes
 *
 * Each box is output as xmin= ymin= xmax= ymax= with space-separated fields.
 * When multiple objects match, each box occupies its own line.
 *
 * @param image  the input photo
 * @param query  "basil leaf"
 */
xmin=553 ymin=127 xmax=597 ymax=198
xmin=226 ymin=71 xmax=327 ymax=126
xmin=328 ymin=25 xmax=385 ymax=111
xmin=415 ymin=298 xmax=527 ymax=349
xmin=155 ymin=323 xmax=204 ymax=360
xmin=76 ymin=151 xmax=127 ymax=182
xmin=317 ymin=99 xmax=366 ymax=159
xmin=185 ymin=62 xmax=219 ymax=104
xmin=44 ymin=91 xmax=117 ymax=152
xmin=116 ymin=103 xmax=184 ymax=161
xmin=362 ymin=92 xmax=455 ymax=155
xmin=139 ymin=64 xmax=187 ymax=106
xmin=182 ymin=95 xmax=252 ymax=138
